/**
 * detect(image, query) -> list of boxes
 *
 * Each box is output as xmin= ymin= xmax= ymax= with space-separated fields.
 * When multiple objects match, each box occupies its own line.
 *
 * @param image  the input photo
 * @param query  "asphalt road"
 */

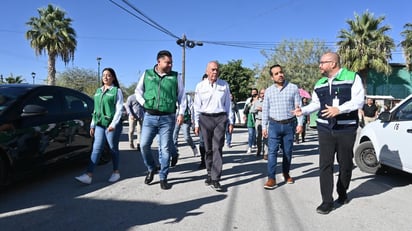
xmin=1 ymin=126 xmax=412 ymax=231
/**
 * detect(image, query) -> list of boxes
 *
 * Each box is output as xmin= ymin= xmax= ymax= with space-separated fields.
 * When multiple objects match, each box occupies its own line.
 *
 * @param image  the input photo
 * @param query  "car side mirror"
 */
xmin=378 ymin=111 xmax=391 ymax=122
xmin=21 ymin=104 xmax=48 ymax=117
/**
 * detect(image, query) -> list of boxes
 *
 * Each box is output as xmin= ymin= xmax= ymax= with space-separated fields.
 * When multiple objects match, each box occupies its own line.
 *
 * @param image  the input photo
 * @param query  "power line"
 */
xmin=109 ymin=0 xmax=180 ymax=40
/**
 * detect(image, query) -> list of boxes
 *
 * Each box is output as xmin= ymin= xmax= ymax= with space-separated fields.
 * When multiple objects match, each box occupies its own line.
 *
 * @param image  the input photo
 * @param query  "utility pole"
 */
xmin=176 ymin=34 xmax=203 ymax=86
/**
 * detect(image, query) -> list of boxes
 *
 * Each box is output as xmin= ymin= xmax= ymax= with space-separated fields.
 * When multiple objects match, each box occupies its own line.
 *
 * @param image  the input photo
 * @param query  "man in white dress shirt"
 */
xmin=193 ymin=61 xmax=234 ymax=192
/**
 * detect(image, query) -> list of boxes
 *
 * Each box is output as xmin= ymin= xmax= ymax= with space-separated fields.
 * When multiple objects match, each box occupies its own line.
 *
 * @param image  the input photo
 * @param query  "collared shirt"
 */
xmin=301 ymin=68 xmax=364 ymax=116
xmin=134 ymin=65 xmax=186 ymax=115
xmin=262 ymin=80 xmax=302 ymax=128
xmin=251 ymin=97 xmax=263 ymax=120
xmin=125 ymin=94 xmax=144 ymax=119
xmin=193 ymin=78 xmax=234 ymax=127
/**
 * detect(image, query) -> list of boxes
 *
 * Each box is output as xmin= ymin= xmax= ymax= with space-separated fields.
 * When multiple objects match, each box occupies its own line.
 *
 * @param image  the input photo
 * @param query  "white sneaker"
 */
xmin=75 ymin=173 xmax=92 ymax=184
xmin=108 ymin=173 xmax=120 ymax=182
xmin=246 ymin=147 xmax=252 ymax=154
xmin=192 ymin=147 xmax=199 ymax=157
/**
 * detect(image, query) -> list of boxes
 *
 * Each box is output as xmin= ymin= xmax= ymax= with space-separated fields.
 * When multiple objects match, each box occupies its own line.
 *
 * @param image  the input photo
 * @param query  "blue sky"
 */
xmin=1 ymin=0 xmax=411 ymax=91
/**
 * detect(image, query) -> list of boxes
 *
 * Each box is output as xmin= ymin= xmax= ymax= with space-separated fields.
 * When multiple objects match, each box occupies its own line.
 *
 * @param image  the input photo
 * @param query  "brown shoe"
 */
xmin=264 ymin=178 xmax=277 ymax=189
xmin=283 ymin=173 xmax=294 ymax=184
xmin=263 ymin=154 xmax=268 ymax=160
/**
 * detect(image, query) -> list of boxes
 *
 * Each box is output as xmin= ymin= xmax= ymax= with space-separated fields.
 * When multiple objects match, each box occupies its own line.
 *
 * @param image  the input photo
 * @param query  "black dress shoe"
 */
xmin=204 ymin=175 xmax=212 ymax=186
xmin=211 ymin=180 xmax=223 ymax=191
xmin=170 ymin=155 xmax=179 ymax=167
xmin=337 ymin=196 xmax=349 ymax=205
xmin=144 ymin=171 xmax=155 ymax=185
xmin=160 ymin=180 xmax=171 ymax=190
xmin=316 ymin=202 xmax=334 ymax=214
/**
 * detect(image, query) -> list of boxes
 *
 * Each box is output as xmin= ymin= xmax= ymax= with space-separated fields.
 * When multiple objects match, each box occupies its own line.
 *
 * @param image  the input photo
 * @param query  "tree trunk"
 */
xmin=48 ymin=54 xmax=57 ymax=85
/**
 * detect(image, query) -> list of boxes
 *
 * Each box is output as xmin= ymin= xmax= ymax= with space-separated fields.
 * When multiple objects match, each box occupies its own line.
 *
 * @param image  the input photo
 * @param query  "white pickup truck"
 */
xmin=354 ymin=94 xmax=412 ymax=174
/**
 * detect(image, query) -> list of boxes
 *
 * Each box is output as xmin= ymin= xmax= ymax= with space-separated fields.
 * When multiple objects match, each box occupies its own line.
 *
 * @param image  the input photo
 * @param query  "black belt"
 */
xmin=270 ymin=117 xmax=296 ymax=124
xmin=201 ymin=112 xmax=226 ymax=117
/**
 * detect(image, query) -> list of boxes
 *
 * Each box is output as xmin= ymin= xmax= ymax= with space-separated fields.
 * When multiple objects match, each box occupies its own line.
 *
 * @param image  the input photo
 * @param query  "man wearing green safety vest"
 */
xmin=135 ymin=50 xmax=186 ymax=190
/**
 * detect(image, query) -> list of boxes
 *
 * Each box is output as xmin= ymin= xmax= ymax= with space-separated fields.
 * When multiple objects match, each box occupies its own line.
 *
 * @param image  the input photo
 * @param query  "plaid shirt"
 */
xmin=262 ymin=80 xmax=302 ymax=129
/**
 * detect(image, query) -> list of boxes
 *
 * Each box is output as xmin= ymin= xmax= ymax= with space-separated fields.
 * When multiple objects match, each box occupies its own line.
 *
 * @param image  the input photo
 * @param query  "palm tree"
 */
xmin=400 ymin=23 xmax=412 ymax=71
xmin=337 ymin=11 xmax=395 ymax=94
xmin=5 ymin=74 xmax=24 ymax=84
xmin=25 ymin=4 xmax=77 ymax=86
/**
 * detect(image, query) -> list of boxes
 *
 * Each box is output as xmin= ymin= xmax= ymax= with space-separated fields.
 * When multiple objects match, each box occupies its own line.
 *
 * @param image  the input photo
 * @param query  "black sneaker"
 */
xmin=204 ymin=176 xmax=212 ymax=186
xmin=144 ymin=171 xmax=155 ymax=185
xmin=316 ymin=202 xmax=334 ymax=215
xmin=170 ymin=155 xmax=179 ymax=167
xmin=160 ymin=180 xmax=171 ymax=190
xmin=211 ymin=180 xmax=223 ymax=191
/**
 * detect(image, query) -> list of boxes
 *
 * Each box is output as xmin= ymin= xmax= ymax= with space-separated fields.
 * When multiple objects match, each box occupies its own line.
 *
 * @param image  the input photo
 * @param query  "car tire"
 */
xmin=354 ymin=141 xmax=381 ymax=174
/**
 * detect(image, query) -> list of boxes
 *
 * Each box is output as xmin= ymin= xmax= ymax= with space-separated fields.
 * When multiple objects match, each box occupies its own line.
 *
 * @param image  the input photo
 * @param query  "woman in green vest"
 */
xmin=75 ymin=67 xmax=124 ymax=184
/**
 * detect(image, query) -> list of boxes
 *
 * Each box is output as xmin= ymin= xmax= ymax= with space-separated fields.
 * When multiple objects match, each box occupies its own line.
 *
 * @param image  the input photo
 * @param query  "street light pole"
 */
xmin=31 ymin=72 xmax=36 ymax=84
xmin=176 ymin=34 xmax=203 ymax=86
xmin=97 ymin=57 xmax=102 ymax=84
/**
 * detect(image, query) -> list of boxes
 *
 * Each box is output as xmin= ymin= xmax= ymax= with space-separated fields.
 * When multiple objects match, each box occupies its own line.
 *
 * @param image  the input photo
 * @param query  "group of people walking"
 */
xmin=75 ymin=50 xmax=365 ymax=215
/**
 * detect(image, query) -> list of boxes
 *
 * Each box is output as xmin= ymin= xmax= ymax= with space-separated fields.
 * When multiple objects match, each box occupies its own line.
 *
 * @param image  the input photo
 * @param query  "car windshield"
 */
xmin=0 ymin=87 xmax=30 ymax=114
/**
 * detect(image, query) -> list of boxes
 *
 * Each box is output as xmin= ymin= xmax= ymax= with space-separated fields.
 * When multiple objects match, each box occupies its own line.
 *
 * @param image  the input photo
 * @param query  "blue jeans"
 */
xmin=173 ymin=122 xmax=196 ymax=149
xmin=140 ymin=113 xmax=176 ymax=180
xmin=87 ymin=123 xmax=122 ymax=173
xmin=267 ymin=120 xmax=296 ymax=179
xmin=225 ymin=122 xmax=232 ymax=145
xmin=247 ymin=127 xmax=256 ymax=148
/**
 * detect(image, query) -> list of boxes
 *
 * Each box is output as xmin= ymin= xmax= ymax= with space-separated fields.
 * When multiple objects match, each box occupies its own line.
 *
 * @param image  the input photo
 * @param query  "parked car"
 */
xmin=354 ymin=94 xmax=412 ymax=174
xmin=0 ymin=84 xmax=110 ymax=186
xmin=237 ymin=100 xmax=246 ymax=126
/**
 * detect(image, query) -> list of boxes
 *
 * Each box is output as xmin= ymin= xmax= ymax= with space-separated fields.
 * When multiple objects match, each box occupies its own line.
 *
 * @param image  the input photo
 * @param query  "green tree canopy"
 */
xmin=56 ymin=67 xmax=99 ymax=97
xmin=26 ymin=4 xmax=77 ymax=86
xmin=219 ymin=60 xmax=255 ymax=102
xmin=258 ymin=39 xmax=330 ymax=94
xmin=400 ymin=22 xmax=412 ymax=71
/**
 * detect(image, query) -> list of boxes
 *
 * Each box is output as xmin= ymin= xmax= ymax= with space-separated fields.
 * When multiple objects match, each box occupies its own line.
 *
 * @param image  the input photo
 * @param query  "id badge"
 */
xmin=332 ymin=98 xmax=339 ymax=107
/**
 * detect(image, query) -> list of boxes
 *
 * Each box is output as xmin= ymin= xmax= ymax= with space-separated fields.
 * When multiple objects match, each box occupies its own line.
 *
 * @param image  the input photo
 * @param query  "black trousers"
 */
xmin=317 ymin=131 xmax=356 ymax=203
xmin=199 ymin=113 xmax=228 ymax=181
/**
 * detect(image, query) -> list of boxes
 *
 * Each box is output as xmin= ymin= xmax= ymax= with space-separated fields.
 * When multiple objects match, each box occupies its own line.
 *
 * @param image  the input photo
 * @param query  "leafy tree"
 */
xmin=4 ymin=74 xmax=25 ymax=84
xmin=219 ymin=60 xmax=255 ymax=101
xmin=56 ymin=67 xmax=99 ymax=97
xmin=259 ymin=39 xmax=330 ymax=93
xmin=337 ymin=11 xmax=395 ymax=93
xmin=26 ymin=4 xmax=77 ymax=86
xmin=122 ymin=83 xmax=138 ymax=99
xmin=400 ymin=23 xmax=412 ymax=71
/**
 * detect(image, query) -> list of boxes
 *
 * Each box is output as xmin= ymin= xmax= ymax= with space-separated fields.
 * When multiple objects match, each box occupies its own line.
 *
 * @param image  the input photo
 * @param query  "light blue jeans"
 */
xmin=267 ymin=120 xmax=296 ymax=179
xmin=225 ymin=122 xmax=232 ymax=145
xmin=173 ymin=122 xmax=196 ymax=149
xmin=247 ymin=127 xmax=256 ymax=148
xmin=140 ymin=112 xmax=176 ymax=180
xmin=87 ymin=123 xmax=122 ymax=173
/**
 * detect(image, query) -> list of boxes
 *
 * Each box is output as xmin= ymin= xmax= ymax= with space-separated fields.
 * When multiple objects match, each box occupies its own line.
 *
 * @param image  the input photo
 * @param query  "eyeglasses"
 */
xmin=319 ymin=61 xmax=334 ymax=64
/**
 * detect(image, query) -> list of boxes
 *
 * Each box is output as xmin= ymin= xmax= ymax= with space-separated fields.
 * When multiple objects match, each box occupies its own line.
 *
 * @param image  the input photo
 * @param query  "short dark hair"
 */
xmin=269 ymin=64 xmax=282 ymax=76
xmin=157 ymin=50 xmax=172 ymax=60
